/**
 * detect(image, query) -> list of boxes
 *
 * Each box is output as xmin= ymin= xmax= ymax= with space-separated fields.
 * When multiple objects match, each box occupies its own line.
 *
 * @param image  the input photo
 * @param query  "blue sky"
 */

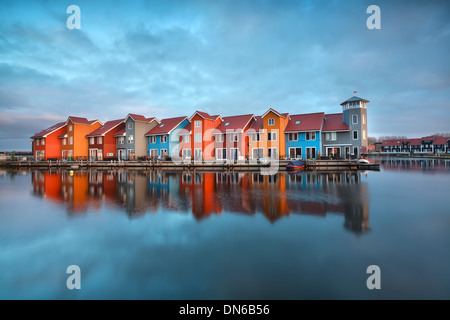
xmin=1 ymin=0 xmax=449 ymax=150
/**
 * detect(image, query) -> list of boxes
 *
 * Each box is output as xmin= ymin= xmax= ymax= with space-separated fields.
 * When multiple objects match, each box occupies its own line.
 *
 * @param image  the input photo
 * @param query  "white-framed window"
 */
xmin=182 ymin=148 xmax=191 ymax=159
xmin=194 ymin=120 xmax=201 ymax=127
xmin=252 ymin=148 xmax=264 ymax=159
xmin=69 ymin=136 xmax=73 ymax=145
xmin=128 ymin=135 xmax=134 ymax=143
xmin=352 ymin=114 xmax=358 ymax=124
xmin=36 ymin=139 xmax=40 ymax=146
xmin=160 ymin=135 xmax=167 ymax=143
xmin=353 ymin=130 xmax=358 ymax=140
xmin=268 ymin=132 xmax=277 ymax=141
xmin=268 ymin=118 xmax=275 ymax=126
xmin=251 ymin=133 xmax=260 ymax=142
xmin=216 ymin=148 xmax=227 ymax=160
xmin=149 ymin=136 xmax=156 ymax=144
xmin=128 ymin=122 xmax=133 ymax=129
xmin=326 ymin=132 xmax=337 ymax=141
xmin=182 ymin=135 xmax=190 ymax=143
xmin=98 ymin=137 xmax=103 ymax=144
xmin=230 ymin=133 xmax=239 ymax=142
xmin=118 ymin=137 xmax=125 ymax=144
xmin=289 ymin=147 xmax=302 ymax=159
xmin=268 ymin=147 xmax=277 ymax=159
xmin=149 ymin=149 xmax=158 ymax=157
xmin=194 ymin=148 xmax=202 ymax=160
xmin=194 ymin=133 xmax=202 ymax=142
xmin=69 ymin=125 xmax=73 ymax=131
xmin=41 ymin=139 xmax=45 ymax=145
xmin=288 ymin=133 xmax=298 ymax=141
xmin=89 ymin=137 xmax=95 ymax=145
xmin=306 ymin=132 xmax=316 ymax=140
xmin=215 ymin=134 xmax=224 ymax=142
xmin=62 ymin=139 xmax=67 ymax=145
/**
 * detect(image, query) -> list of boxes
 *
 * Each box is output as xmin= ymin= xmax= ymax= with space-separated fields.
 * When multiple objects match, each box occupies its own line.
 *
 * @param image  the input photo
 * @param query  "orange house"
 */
xmin=60 ymin=116 xmax=102 ymax=160
xmin=30 ymin=122 xmax=67 ymax=160
xmin=248 ymin=108 xmax=289 ymax=160
xmin=181 ymin=111 xmax=222 ymax=161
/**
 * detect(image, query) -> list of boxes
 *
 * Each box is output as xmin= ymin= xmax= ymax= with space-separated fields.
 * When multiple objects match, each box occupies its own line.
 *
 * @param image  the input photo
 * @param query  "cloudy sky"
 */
xmin=0 ymin=0 xmax=449 ymax=150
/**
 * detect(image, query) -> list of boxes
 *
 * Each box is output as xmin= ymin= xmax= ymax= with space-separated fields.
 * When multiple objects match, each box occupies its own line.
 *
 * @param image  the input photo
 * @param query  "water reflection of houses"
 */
xmin=381 ymin=158 xmax=449 ymax=173
xmin=30 ymin=169 xmax=371 ymax=233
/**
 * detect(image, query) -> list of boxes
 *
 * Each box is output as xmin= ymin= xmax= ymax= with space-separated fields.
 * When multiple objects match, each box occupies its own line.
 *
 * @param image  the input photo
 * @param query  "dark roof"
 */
xmin=57 ymin=131 xmax=68 ymax=139
xmin=145 ymin=116 xmax=188 ymax=135
xmin=178 ymin=123 xmax=192 ymax=135
xmin=322 ymin=113 xmax=349 ymax=131
xmin=86 ymin=119 xmax=125 ymax=137
xmin=31 ymin=122 xmax=66 ymax=139
xmin=67 ymin=116 xmax=100 ymax=125
xmin=340 ymin=96 xmax=370 ymax=105
xmin=214 ymin=114 xmax=254 ymax=133
xmin=285 ymin=113 xmax=324 ymax=132
xmin=113 ymin=127 xmax=126 ymax=137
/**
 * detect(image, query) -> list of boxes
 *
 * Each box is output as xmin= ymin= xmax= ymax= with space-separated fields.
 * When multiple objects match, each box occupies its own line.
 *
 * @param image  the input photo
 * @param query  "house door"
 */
xmin=194 ymin=148 xmax=202 ymax=161
xmin=230 ymin=148 xmax=239 ymax=161
xmin=62 ymin=150 xmax=68 ymax=160
xmin=118 ymin=149 xmax=126 ymax=160
xmin=89 ymin=149 xmax=97 ymax=161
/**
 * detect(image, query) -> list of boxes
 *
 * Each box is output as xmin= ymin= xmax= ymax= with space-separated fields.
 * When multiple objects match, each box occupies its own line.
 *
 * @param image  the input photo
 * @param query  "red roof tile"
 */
xmin=285 ymin=113 xmax=324 ymax=132
xmin=31 ymin=122 xmax=66 ymax=139
xmin=322 ymin=113 xmax=349 ymax=131
xmin=214 ymin=114 xmax=254 ymax=133
xmin=191 ymin=111 xmax=220 ymax=121
xmin=113 ymin=127 xmax=126 ymax=137
xmin=249 ymin=116 xmax=263 ymax=131
xmin=145 ymin=116 xmax=188 ymax=135
xmin=86 ymin=119 xmax=124 ymax=137
xmin=262 ymin=108 xmax=289 ymax=119
xmin=57 ymin=131 xmax=68 ymax=139
xmin=127 ymin=114 xmax=156 ymax=122
xmin=433 ymin=137 xmax=450 ymax=145
xmin=409 ymin=139 xmax=422 ymax=146
xmin=382 ymin=139 xmax=405 ymax=146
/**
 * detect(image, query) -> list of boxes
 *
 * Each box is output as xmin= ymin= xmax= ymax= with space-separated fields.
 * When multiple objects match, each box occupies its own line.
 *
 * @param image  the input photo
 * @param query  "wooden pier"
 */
xmin=1 ymin=159 xmax=380 ymax=171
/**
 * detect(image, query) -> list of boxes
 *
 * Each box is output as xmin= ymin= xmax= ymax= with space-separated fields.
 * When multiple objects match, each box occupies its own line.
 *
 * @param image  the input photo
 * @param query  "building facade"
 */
xmin=86 ymin=119 xmax=125 ymax=160
xmin=31 ymin=122 xmax=67 ymax=161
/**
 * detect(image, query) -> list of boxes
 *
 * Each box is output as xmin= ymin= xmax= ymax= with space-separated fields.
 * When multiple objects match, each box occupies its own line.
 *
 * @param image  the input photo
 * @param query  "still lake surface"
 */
xmin=0 ymin=158 xmax=449 ymax=299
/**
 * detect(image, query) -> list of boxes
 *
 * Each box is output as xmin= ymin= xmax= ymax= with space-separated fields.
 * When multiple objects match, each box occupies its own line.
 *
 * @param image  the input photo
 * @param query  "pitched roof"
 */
xmin=261 ymin=108 xmax=289 ymax=119
xmin=113 ymin=127 xmax=126 ymax=137
xmin=285 ymin=113 xmax=324 ymax=132
xmin=67 ymin=116 xmax=101 ymax=125
xmin=249 ymin=116 xmax=263 ymax=131
xmin=31 ymin=122 xmax=66 ymax=139
xmin=214 ymin=114 xmax=255 ymax=133
xmin=126 ymin=113 xmax=157 ymax=123
xmin=57 ymin=131 xmax=68 ymax=139
xmin=145 ymin=116 xmax=188 ymax=135
xmin=433 ymin=137 xmax=450 ymax=145
xmin=86 ymin=119 xmax=124 ymax=137
xmin=322 ymin=113 xmax=349 ymax=131
xmin=178 ymin=123 xmax=192 ymax=135
xmin=340 ymin=96 xmax=370 ymax=105
xmin=382 ymin=139 xmax=405 ymax=147
xmin=190 ymin=111 xmax=220 ymax=121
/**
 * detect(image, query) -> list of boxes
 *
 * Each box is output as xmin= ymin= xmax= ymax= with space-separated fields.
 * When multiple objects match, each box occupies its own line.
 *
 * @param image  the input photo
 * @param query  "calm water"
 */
xmin=0 ymin=158 xmax=449 ymax=299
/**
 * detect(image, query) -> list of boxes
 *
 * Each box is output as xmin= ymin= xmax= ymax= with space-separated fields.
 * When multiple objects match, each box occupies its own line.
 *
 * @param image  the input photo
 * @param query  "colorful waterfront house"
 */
xmin=248 ymin=108 xmax=289 ymax=160
xmin=212 ymin=114 xmax=255 ymax=161
xmin=115 ymin=114 xmax=159 ymax=160
xmin=178 ymin=122 xmax=192 ymax=160
xmin=181 ymin=111 xmax=222 ymax=161
xmin=145 ymin=116 xmax=189 ymax=160
xmin=284 ymin=112 xmax=324 ymax=160
xmin=323 ymin=96 xmax=369 ymax=158
xmin=59 ymin=116 xmax=102 ymax=161
xmin=30 ymin=122 xmax=67 ymax=161
xmin=85 ymin=119 xmax=125 ymax=160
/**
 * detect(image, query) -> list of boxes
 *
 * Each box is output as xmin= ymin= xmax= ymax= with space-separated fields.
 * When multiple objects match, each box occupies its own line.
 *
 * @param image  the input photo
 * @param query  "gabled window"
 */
xmin=194 ymin=120 xmax=201 ymax=127
xmin=128 ymin=122 xmax=133 ymax=129
xmin=69 ymin=125 xmax=73 ymax=132
xmin=268 ymin=118 xmax=275 ymax=126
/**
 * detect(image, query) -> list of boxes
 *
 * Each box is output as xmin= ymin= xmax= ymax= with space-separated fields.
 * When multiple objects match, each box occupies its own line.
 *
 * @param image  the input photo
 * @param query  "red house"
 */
xmin=31 ymin=122 xmax=67 ymax=161
xmin=180 ymin=111 xmax=222 ymax=161
xmin=212 ymin=114 xmax=255 ymax=161
xmin=85 ymin=119 xmax=125 ymax=160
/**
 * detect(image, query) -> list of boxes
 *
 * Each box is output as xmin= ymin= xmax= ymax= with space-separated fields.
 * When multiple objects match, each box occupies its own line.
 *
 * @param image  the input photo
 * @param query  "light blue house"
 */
xmin=145 ymin=116 xmax=189 ymax=159
xmin=284 ymin=113 xmax=324 ymax=160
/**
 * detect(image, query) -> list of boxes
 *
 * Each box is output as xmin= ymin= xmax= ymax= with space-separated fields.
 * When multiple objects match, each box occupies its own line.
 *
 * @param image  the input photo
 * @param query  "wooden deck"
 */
xmin=1 ymin=159 xmax=380 ymax=171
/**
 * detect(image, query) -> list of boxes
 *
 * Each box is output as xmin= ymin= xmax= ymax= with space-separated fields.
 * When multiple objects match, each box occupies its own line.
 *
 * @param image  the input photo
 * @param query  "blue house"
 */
xmin=145 ymin=116 xmax=190 ymax=159
xmin=285 ymin=113 xmax=324 ymax=160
